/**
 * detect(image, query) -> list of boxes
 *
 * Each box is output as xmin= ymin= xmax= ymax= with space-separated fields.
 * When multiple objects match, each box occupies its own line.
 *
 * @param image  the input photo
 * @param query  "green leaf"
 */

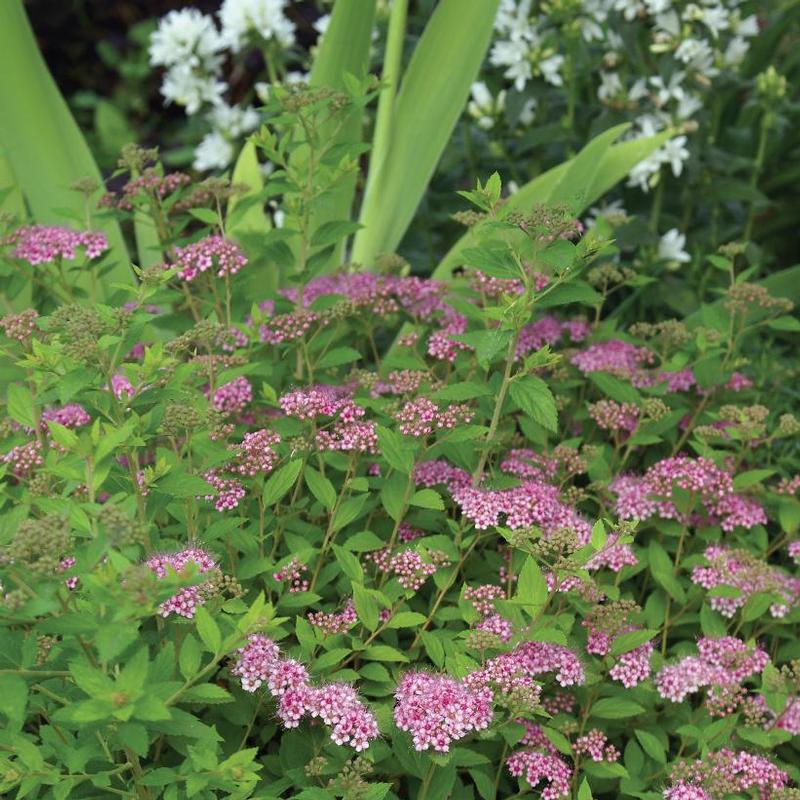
xmin=7 ymin=383 xmax=35 ymax=428
xmin=635 ymin=730 xmax=666 ymax=764
xmin=304 ymin=465 xmax=337 ymax=510
xmin=0 ymin=674 xmax=27 ymax=731
xmin=316 ymin=347 xmax=362 ymax=370
xmin=0 ymin=0 xmax=132 ymax=296
xmin=352 ymin=582 xmax=379 ymax=632
xmin=421 ymin=630 xmax=445 ymax=668
xmin=648 ymin=540 xmax=685 ymax=602
xmin=332 ymin=493 xmax=369 ymax=532
xmin=591 ymin=697 xmax=645 ymax=719
xmin=431 ymin=381 xmax=492 ymax=402
xmin=157 ymin=470 xmax=215 ymax=498
xmin=352 ymin=0 xmax=501 ymax=264
xmin=588 ymin=371 xmax=641 ymax=404
xmin=363 ymin=645 xmax=409 ymax=662
xmin=262 ymin=460 xmax=303 ymax=506
xmin=180 ymin=684 xmax=233 ymax=704
xmin=732 ymin=469 xmax=775 ymax=491
xmin=332 ymin=543 xmax=364 ymax=583
xmin=311 ymin=220 xmax=363 ymax=248
xmin=515 ymin=556 xmax=547 ymax=613
xmin=386 ymin=611 xmax=426 ymax=629
xmin=610 ymin=629 xmax=657 ymax=656
xmin=179 ymin=634 xmax=202 ymax=679
xmin=409 ymin=489 xmax=445 ymax=510
xmin=188 ymin=207 xmax=219 ymax=226
xmin=377 ymin=426 xmax=415 ymax=474
xmin=578 ymin=777 xmax=594 ymax=800
xmin=509 ymin=376 xmax=558 ymax=432
xmin=194 ymin=606 xmax=222 ymax=654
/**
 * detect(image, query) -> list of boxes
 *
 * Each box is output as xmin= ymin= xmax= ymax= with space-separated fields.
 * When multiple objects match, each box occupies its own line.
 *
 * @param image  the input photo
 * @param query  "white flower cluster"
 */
xmin=483 ymin=0 xmax=761 ymax=190
xmin=149 ymin=1 xmax=296 ymax=171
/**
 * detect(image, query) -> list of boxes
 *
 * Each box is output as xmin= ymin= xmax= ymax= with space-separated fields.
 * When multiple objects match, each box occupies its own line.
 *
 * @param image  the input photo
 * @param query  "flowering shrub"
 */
xmin=0 ymin=135 xmax=799 ymax=800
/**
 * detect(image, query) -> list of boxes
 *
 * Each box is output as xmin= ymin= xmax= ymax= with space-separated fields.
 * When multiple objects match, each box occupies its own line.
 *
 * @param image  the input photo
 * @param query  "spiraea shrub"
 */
xmin=1 ymin=139 xmax=799 ymax=800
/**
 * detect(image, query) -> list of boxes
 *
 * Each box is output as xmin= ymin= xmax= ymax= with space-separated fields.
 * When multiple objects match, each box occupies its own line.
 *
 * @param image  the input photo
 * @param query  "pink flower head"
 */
xmin=2 ymin=440 xmax=43 ymax=477
xmin=12 ymin=224 xmax=109 ymax=265
xmin=307 ymin=599 xmax=358 ymax=635
xmin=145 ymin=547 xmax=217 ymax=618
xmin=571 ymin=339 xmax=652 ymax=377
xmin=393 ymin=671 xmax=493 ymax=752
xmin=230 ymin=429 xmax=281 ymax=476
xmin=111 ymin=374 xmax=135 ymax=401
xmin=507 ymin=750 xmax=571 ymax=800
xmin=395 ymin=397 xmax=473 ymax=437
xmin=42 ymin=403 xmax=91 ymax=430
xmin=203 ymin=469 xmax=245 ymax=511
xmin=170 ymin=235 xmax=247 ymax=282
xmin=211 ymin=376 xmax=252 ymax=415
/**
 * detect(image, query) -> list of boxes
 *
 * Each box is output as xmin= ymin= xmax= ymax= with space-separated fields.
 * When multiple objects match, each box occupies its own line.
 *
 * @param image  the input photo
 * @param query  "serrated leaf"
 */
xmin=352 ymin=583 xmax=379 ymax=632
xmin=409 ymin=489 xmax=444 ymax=510
xmin=262 ymin=460 xmax=303 ymax=506
xmin=377 ymin=425 xmax=415 ymax=474
xmin=304 ymin=465 xmax=337 ymax=510
xmin=194 ymin=606 xmax=221 ymax=654
xmin=509 ymin=376 xmax=558 ymax=432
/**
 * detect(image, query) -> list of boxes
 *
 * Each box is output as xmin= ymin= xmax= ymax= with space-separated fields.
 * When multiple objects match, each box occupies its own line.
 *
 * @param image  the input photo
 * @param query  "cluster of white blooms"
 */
xmin=482 ymin=0 xmax=761 ymax=191
xmin=149 ymin=1 xmax=297 ymax=170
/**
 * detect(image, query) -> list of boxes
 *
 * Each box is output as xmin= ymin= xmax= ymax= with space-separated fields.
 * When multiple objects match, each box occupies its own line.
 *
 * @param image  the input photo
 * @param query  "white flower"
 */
xmin=629 ymin=78 xmax=649 ymax=102
xmin=586 ymin=199 xmax=628 ymax=227
xmin=598 ymin=71 xmax=623 ymax=102
xmin=149 ymin=9 xmax=224 ymax=70
xmin=490 ymin=38 xmax=533 ymax=91
xmin=674 ymin=38 xmax=717 ymax=77
xmin=627 ymin=152 xmax=662 ymax=192
xmin=518 ymin=98 xmax=537 ymax=126
xmin=614 ymin=0 xmax=645 ymax=23
xmin=540 ymin=54 xmax=565 ymax=87
xmin=219 ymin=0 xmax=296 ymax=53
xmin=193 ymin=132 xmax=234 ymax=171
xmin=654 ymin=10 xmax=681 ymax=36
xmin=160 ymin=64 xmax=226 ymax=115
xmin=660 ymin=135 xmax=690 ymax=177
xmin=208 ymin=103 xmax=260 ymax=137
xmin=313 ymin=14 xmax=331 ymax=37
xmin=467 ymin=82 xmax=506 ymax=130
xmin=649 ymin=72 xmax=686 ymax=107
xmin=724 ymin=35 xmax=750 ymax=66
xmin=643 ymin=0 xmax=672 ymax=14
xmin=658 ymin=228 xmax=691 ymax=264
xmin=700 ymin=5 xmax=730 ymax=37
xmin=735 ymin=14 xmax=759 ymax=38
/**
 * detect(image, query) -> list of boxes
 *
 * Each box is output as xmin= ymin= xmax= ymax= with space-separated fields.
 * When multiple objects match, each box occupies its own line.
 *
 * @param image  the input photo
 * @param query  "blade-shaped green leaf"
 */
xmin=307 ymin=0 xmax=377 ymax=264
xmin=0 ymin=150 xmax=31 ymax=309
xmin=0 ymin=0 xmax=132 ymax=296
xmin=352 ymin=0 xmax=501 ymax=266
xmin=432 ymin=128 xmax=673 ymax=281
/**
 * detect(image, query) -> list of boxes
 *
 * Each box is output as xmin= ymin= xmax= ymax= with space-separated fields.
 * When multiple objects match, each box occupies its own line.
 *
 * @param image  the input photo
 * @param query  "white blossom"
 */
xmin=598 ymin=71 xmax=623 ymax=102
xmin=219 ymin=0 xmax=296 ymax=53
xmin=540 ymin=54 xmax=565 ymax=87
xmin=149 ymin=9 xmax=224 ymax=70
xmin=193 ymin=132 xmax=234 ymax=171
xmin=468 ymin=82 xmax=506 ymax=130
xmin=160 ymin=64 xmax=226 ymax=115
xmin=658 ymin=228 xmax=691 ymax=264
xmin=660 ymin=135 xmax=690 ymax=177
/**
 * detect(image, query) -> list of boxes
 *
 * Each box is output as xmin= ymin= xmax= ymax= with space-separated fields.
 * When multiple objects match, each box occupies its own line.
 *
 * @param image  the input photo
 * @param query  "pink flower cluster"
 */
xmin=232 ymin=634 xmax=378 ymax=750
xmin=465 ymin=642 xmax=585 ymax=706
xmin=475 ymin=613 xmax=514 ymax=642
xmin=316 ymin=420 xmax=378 ymax=453
xmin=111 ymin=374 xmax=135 ymax=401
xmin=279 ymin=385 xmax=362 ymax=422
xmin=230 ymin=429 xmax=281 ymax=476
xmin=692 ymin=546 xmax=800 ymax=618
xmin=212 ymin=376 xmax=253 ymax=415
xmin=42 ymin=403 xmax=91 ymax=430
xmin=427 ymin=308 xmax=470 ymax=363
xmin=0 ymin=309 xmax=38 ymax=342
xmin=59 ymin=556 xmax=79 ymax=590
xmin=611 ymin=456 xmax=767 ymax=532
xmin=203 ymin=470 xmax=246 ymax=511
xmin=663 ymin=749 xmax=789 ymax=800
xmin=507 ymin=750 xmax=571 ymax=800
xmin=308 ymin=599 xmax=358 ymax=635
xmin=588 ymin=400 xmax=639 ymax=432
xmin=170 ymin=235 xmax=247 ymax=281
xmin=464 ymin=584 xmax=505 ymax=616
xmin=573 ymin=729 xmax=620 ymax=762
xmin=516 ymin=315 xmax=590 ymax=359
xmin=12 ymin=225 xmax=109 ymax=264
xmin=273 ymin=558 xmax=309 ymax=593
xmin=571 ymin=339 xmax=652 ymax=376
xmin=609 ymin=641 xmax=654 ymax=688
xmin=145 ymin=547 xmax=217 ymax=618
xmin=2 ymin=440 xmax=43 ymax=477
xmin=656 ymin=637 xmax=769 ymax=703
xmin=389 ymin=549 xmax=446 ymax=591
xmin=393 ymin=671 xmax=493 ymax=752
xmin=395 ymin=398 xmax=473 ymax=437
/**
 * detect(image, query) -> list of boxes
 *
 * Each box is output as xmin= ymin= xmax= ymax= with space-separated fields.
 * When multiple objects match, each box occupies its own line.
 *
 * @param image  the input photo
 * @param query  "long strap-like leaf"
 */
xmin=431 ymin=128 xmax=673 ymax=280
xmin=0 ymin=0 xmax=133 ymax=297
xmin=351 ymin=0 xmax=501 ymax=266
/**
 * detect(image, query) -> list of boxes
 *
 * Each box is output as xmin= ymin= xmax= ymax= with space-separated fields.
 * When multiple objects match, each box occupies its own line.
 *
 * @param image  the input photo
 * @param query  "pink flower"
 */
xmin=111 ymin=374 xmax=135 ymax=400
xmin=12 ymin=225 xmax=108 ymax=264
xmin=170 ymin=235 xmax=247 ymax=282
xmin=395 ymin=398 xmax=473 ymax=437
xmin=393 ymin=671 xmax=493 ymax=752
xmin=230 ymin=429 xmax=281 ymax=476
xmin=507 ymin=750 xmax=571 ymax=800
xmin=2 ymin=440 xmax=43 ymax=477
xmin=308 ymin=599 xmax=358 ymax=635
xmin=145 ymin=547 xmax=217 ymax=618
xmin=273 ymin=557 xmax=309 ymax=593
xmin=212 ymin=376 xmax=252 ymax=415
xmin=203 ymin=470 xmax=245 ymax=511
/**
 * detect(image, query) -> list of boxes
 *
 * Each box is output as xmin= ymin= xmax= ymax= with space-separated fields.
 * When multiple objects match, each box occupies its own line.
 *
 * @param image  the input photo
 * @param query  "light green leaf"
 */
xmin=262 ymin=460 xmax=303 ymax=506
